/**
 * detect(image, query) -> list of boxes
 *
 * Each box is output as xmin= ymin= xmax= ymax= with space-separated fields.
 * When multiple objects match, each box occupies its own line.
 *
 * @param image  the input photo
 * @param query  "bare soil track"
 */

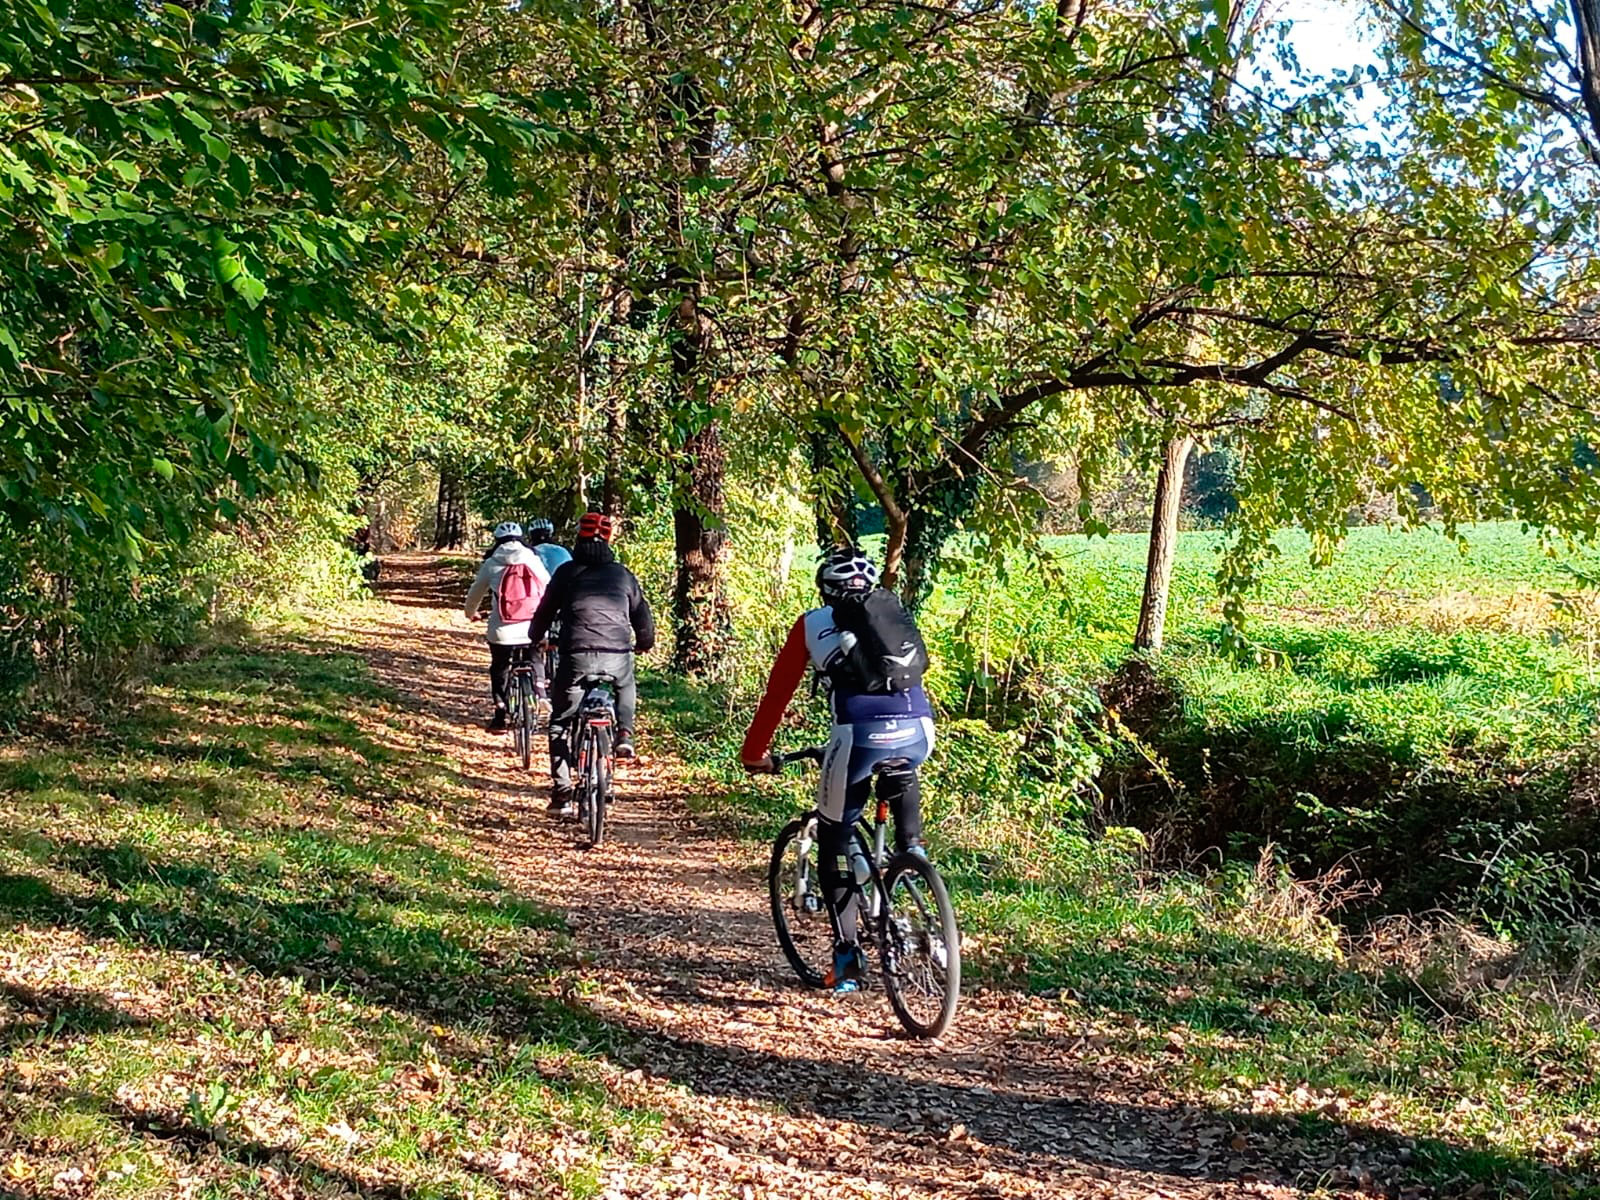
xmin=354 ymin=556 xmax=1435 ymax=1200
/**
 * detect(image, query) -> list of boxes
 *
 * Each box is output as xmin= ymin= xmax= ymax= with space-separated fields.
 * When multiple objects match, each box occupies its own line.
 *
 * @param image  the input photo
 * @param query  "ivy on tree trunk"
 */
xmin=672 ymin=422 xmax=731 ymax=677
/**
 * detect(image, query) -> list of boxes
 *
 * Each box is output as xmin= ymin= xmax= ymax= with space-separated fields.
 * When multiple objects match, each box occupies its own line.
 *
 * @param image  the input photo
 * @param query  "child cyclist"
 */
xmin=741 ymin=546 xmax=933 ymax=993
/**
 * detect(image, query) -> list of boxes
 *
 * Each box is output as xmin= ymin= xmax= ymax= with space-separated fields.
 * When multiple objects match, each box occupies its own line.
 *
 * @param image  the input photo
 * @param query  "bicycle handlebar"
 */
xmin=773 ymin=746 xmax=825 ymax=769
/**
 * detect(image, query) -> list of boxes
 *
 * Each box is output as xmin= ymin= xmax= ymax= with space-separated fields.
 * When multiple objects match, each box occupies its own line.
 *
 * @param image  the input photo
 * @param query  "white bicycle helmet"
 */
xmin=528 ymin=517 xmax=554 ymax=537
xmin=493 ymin=521 xmax=524 ymax=540
xmin=816 ymin=546 xmax=878 ymax=603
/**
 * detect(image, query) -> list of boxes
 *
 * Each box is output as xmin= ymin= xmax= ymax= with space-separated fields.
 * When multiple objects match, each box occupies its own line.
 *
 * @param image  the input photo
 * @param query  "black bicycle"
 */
xmin=507 ymin=646 xmax=538 ymax=771
xmin=766 ymin=746 xmax=961 ymax=1038
xmin=572 ymin=673 xmax=617 ymax=847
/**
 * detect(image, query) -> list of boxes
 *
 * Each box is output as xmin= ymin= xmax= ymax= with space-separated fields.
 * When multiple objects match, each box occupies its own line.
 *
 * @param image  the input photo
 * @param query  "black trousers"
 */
xmin=488 ymin=642 xmax=539 ymax=710
xmin=547 ymin=650 xmax=636 ymax=793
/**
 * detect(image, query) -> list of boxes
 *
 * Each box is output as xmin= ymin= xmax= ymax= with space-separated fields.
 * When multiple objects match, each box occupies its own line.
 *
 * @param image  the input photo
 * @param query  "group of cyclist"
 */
xmin=464 ymin=517 xmax=932 ymax=996
xmin=465 ymin=512 xmax=654 ymax=814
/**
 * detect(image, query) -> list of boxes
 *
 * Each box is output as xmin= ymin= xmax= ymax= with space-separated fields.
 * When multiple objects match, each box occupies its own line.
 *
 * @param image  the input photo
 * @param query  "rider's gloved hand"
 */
xmin=743 ymin=754 xmax=778 ymax=775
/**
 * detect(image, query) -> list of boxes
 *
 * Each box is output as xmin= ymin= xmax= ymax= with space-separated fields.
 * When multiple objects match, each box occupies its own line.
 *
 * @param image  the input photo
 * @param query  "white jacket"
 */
xmin=464 ymin=542 xmax=551 ymax=645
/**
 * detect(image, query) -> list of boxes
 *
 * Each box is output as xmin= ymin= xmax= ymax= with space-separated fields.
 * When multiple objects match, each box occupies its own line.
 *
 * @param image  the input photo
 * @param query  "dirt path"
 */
xmin=345 ymin=556 xmax=1399 ymax=1200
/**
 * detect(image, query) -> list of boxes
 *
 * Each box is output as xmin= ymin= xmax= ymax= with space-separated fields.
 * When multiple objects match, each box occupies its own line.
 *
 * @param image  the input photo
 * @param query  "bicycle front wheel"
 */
xmin=518 ymin=675 xmax=534 ymax=770
xmin=879 ymin=852 xmax=961 ymax=1038
xmin=769 ymin=819 xmax=875 ymax=988
xmin=769 ymin=817 xmax=831 ymax=987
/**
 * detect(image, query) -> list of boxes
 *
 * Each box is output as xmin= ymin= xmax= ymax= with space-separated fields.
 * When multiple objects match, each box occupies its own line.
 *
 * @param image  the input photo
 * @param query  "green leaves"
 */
xmin=0 ymin=0 xmax=576 ymax=590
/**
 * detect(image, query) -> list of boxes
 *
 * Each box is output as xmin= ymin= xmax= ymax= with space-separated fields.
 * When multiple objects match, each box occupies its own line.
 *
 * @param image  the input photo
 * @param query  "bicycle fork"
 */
xmin=795 ymin=817 xmax=823 ymax=914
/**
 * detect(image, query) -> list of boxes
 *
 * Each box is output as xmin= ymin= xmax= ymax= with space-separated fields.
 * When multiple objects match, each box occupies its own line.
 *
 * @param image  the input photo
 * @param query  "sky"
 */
xmin=1270 ymin=0 xmax=1381 ymax=79
xmin=1241 ymin=0 xmax=1389 ymax=131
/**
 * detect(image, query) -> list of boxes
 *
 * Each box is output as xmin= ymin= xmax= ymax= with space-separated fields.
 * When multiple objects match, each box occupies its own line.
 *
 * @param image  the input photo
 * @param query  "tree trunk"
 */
xmin=641 ymin=0 xmax=728 ymax=677
xmin=432 ymin=465 xmax=466 ymax=550
xmin=811 ymin=429 xmax=857 ymax=548
xmin=1571 ymin=0 xmax=1600 ymax=144
xmin=602 ymin=281 xmax=631 ymax=518
xmin=672 ymin=421 xmax=731 ymax=677
xmin=575 ymin=315 xmax=590 ymax=511
xmin=900 ymin=508 xmax=931 ymax=611
xmin=1133 ymin=432 xmax=1196 ymax=651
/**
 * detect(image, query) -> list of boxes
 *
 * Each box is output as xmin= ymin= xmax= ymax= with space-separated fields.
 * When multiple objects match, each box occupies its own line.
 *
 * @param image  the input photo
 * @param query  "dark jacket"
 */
xmin=529 ymin=539 xmax=655 ymax=655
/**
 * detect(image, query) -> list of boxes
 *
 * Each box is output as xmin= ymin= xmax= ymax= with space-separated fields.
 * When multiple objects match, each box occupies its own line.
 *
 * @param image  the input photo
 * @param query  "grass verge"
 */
xmin=642 ymin=604 xmax=1600 ymax=1200
xmin=1 ymin=636 xmax=661 ymax=1199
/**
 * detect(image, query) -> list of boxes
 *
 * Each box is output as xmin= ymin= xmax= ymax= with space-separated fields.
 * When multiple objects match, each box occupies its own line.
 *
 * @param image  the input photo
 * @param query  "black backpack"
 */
xmin=830 ymin=588 xmax=928 ymax=694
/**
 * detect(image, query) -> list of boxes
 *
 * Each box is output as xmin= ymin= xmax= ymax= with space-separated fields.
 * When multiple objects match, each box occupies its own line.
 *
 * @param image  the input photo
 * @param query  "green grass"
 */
xmin=650 ymin=519 xmax=1600 ymax=1199
xmin=0 ymin=638 xmax=661 ymax=1199
xmin=924 ymin=522 xmax=1600 ymax=752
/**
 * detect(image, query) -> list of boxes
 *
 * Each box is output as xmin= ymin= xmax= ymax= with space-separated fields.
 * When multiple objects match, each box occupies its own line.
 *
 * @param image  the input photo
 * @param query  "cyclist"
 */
xmin=523 ymin=518 xmax=571 ymax=708
xmin=525 ymin=517 xmax=572 ymax=575
xmin=741 ymin=546 xmax=934 ymax=994
xmin=464 ymin=521 xmax=551 ymax=732
xmin=528 ymin=512 xmax=655 ymax=814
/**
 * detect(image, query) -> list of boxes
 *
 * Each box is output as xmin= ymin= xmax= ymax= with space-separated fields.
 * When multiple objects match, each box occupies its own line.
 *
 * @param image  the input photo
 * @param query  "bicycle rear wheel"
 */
xmin=879 ymin=852 xmax=961 ymax=1038
xmin=509 ymin=689 xmax=525 ymax=759
xmin=517 ymin=674 xmax=534 ymax=770
xmin=583 ymin=726 xmax=609 ymax=847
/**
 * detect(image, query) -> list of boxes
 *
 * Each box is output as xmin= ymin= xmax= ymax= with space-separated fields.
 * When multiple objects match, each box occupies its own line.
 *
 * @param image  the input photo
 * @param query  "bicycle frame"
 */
xmin=575 ymin=705 xmax=613 ymax=771
xmin=571 ymin=674 xmax=617 ymax=845
xmin=791 ymin=802 xmax=891 ymax=935
xmin=768 ymin=743 xmax=961 ymax=1036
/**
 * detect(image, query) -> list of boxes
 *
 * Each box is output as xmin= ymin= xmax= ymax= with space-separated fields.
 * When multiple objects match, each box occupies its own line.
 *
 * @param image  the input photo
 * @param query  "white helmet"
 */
xmin=816 ymin=546 xmax=878 ymax=603
xmin=493 ymin=521 xmax=523 ymax=540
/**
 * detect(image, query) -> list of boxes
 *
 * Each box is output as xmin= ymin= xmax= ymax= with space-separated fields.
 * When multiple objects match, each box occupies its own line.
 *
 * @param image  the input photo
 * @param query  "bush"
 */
xmin=0 ymin=489 xmax=365 ymax=719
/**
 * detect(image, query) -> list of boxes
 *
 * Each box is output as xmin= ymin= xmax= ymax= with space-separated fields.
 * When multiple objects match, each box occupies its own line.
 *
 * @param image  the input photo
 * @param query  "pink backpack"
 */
xmin=497 ymin=561 xmax=542 ymax=623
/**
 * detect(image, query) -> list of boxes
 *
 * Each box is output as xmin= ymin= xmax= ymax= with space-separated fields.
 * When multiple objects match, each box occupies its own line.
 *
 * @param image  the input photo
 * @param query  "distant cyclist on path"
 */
xmin=464 ymin=521 xmax=552 ymax=732
xmin=524 ymin=517 xmax=572 ymax=576
xmin=521 ymin=517 xmax=571 ymax=707
xmin=529 ymin=512 xmax=655 ymax=814
xmin=741 ymin=546 xmax=934 ymax=994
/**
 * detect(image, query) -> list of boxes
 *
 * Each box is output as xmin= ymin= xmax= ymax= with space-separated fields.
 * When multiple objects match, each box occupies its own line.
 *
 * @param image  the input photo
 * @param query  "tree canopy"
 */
xmin=5 ymin=0 xmax=1600 ymax=683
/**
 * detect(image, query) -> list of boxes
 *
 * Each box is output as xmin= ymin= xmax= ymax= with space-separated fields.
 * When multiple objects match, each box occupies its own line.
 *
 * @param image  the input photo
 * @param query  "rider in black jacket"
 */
xmin=528 ymin=512 xmax=655 ymax=813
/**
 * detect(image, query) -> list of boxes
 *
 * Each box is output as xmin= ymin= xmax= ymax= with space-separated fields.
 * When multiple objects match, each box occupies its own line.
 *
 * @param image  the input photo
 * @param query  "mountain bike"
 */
xmin=572 ymin=673 xmax=617 ymax=847
xmin=507 ymin=646 xmax=538 ymax=771
xmin=766 ymin=746 xmax=961 ymax=1038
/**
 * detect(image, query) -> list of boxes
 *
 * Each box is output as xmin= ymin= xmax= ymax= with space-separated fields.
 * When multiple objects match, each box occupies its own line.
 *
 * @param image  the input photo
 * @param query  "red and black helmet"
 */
xmin=578 ymin=512 xmax=614 ymax=542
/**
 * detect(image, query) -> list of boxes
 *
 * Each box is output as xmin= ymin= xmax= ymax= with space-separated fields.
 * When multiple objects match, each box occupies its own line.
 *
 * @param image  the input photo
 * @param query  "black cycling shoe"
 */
xmin=487 ymin=709 xmax=509 ymax=732
xmin=547 ymin=787 xmax=575 ymax=815
xmin=615 ymin=730 xmax=636 ymax=760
